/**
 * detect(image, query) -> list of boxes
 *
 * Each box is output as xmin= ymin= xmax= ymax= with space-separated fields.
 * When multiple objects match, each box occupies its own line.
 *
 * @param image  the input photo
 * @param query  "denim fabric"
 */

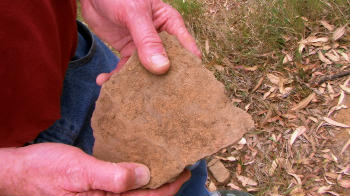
xmin=33 ymin=21 xmax=210 ymax=196
xmin=33 ymin=21 xmax=118 ymax=154
xmin=177 ymin=159 xmax=211 ymax=196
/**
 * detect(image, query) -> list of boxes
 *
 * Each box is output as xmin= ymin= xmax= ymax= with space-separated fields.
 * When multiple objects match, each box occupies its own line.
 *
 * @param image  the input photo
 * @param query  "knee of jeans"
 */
xmin=186 ymin=160 xmax=203 ymax=171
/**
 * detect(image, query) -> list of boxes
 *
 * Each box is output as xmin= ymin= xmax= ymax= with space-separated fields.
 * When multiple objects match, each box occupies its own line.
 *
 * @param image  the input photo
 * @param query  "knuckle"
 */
xmin=64 ymin=163 xmax=88 ymax=187
xmin=138 ymin=33 xmax=162 ymax=47
xmin=114 ymin=167 xmax=134 ymax=190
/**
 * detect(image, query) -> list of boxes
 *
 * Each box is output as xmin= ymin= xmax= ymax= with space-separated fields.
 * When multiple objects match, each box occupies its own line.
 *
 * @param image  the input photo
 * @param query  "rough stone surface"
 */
xmin=208 ymin=159 xmax=231 ymax=184
xmin=92 ymin=32 xmax=254 ymax=189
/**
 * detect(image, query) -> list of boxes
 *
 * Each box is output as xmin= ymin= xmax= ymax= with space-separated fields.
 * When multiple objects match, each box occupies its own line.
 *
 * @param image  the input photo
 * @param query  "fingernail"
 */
xmin=151 ymin=54 xmax=169 ymax=69
xmin=134 ymin=166 xmax=150 ymax=187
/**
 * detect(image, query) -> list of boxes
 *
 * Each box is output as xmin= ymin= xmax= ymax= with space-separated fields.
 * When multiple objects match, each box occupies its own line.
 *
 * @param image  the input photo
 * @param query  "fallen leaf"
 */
xmin=246 ymin=187 xmax=259 ymax=192
xmin=283 ymin=54 xmax=292 ymax=64
xmin=325 ymin=191 xmax=340 ymax=196
xmin=340 ymin=84 xmax=350 ymax=94
xmin=308 ymin=116 xmax=318 ymax=123
xmin=325 ymin=52 xmax=340 ymax=62
xmin=338 ymin=90 xmax=345 ymax=105
xmin=226 ymin=156 xmax=237 ymax=162
xmin=214 ymin=64 xmax=225 ymax=72
xmin=313 ymin=37 xmax=329 ymax=43
xmin=245 ymin=103 xmax=251 ymax=111
xmin=205 ymin=39 xmax=210 ymax=55
xmin=227 ymin=183 xmax=241 ymax=190
xmin=288 ymin=173 xmax=302 ymax=185
xmin=267 ymin=74 xmax=281 ymax=85
xmin=338 ymin=50 xmax=350 ymax=61
xmin=208 ymin=181 xmax=217 ymax=191
xmin=317 ymin=185 xmax=331 ymax=193
xmin=298 ymin=43 xmax=306 ymax=54
xmin=318 ymin=51 xmax=332 ymax=64
xmin=344 ymin=76 xmax=350 ymax=86
xmin=340 ymin=138 xmax=350 ymax=155
xmin=238 ymin=137 xmax=247 ymax=145
xmin=289 ymin=186 xmax=305 ymax=196
xmin=320 ymin=20 xmax=335 ymax=31
xmin=327 ymin=104 xmax=348 ymax=117
xmin=333 ymin=26 xmax=346 ymax=41
xmin=325 ymin=172 xmax=338 ymax=179
xmin=289 ymin=126 xmax=307 ymax=146
xmin=323 ymin=117 xmax=350 ymax=128
xmin=291 ymin=92 xmax=316 ymax=111
xmin=330 ymin=153 xmax=338 ymax=163
xmin=243 ymin=66 xmax=258 ymax=71
xmin=263 ymin=87 xmax=276 ymax=100
xmin=236 ymin=175 xmax=258 ymax=187
xmin=338 ymin=179 xmax=350 ymax=188
xmin=252 ymin=77 xmax=264 ymax=92
xmin=323 ymin=45 xmax=332 ymax=51
xmin=269 ymin=159 xmax=279 ymax=176
xmin=327 ymin=83 xmax=335 ymax=100
xmin=232 ymin=98 xmax=242 ymax=103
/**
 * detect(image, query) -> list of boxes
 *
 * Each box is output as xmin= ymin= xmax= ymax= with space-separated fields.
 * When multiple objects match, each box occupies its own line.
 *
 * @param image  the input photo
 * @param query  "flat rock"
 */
xmin=92 ymin=32 xmax=254 ymax=189
xmin=208 ymin=159 xmax=231 ymax=184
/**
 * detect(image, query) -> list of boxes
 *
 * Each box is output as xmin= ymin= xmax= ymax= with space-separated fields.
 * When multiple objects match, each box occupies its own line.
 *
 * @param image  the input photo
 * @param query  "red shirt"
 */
xmin=0 ymin=1 xmax=77 ymax=147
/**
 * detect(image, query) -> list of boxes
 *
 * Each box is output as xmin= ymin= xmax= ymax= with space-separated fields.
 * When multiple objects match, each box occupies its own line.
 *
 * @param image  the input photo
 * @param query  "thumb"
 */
xmin=85 ymin=159 xmax=150 ymax=193
xmin=126 ymin=12 xmax=170 ymax=75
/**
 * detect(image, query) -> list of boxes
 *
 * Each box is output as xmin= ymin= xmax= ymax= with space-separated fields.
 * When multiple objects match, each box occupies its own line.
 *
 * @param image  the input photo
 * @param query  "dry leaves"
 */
xmin=289 ymin=186 xmax=305 ymax=196
xmin=323 ymin=117 xmax=350 ymax=128
xmin=340 ymin=84 xmax=350 ymax=94
xmin=333 ymin=26 xmax=346 ymax=41
xmin=267 ymin=74 xmax=281 ymax=85
xmin=338 ymin=179 xmax=350 ymax=188
xmin=289 ymin=126 xmax=307 ymax=146
xmin=236 ymin=175 xmax=258 ymax=187
xmin=291 ymin=93 xmax=316 ymax=111
xmin=320 ymin=20 xmax=334 ymax=31
xmin=318 ymin=51 xmax=332 ymax=64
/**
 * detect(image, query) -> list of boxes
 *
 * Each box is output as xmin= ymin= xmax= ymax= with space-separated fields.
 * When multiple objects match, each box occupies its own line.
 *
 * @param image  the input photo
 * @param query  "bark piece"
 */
xmin=92 ymin=32 xmax=254 ymax=189
xmin=208 ymin=159 xmax=231 ymax=184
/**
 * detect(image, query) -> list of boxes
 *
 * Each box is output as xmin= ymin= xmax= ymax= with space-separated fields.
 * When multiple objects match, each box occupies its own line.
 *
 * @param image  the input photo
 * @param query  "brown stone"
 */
xmin=92 ymin=32 xmax=254 ymax=189
xmin=208 ymin=159 xmax=231 ymax=184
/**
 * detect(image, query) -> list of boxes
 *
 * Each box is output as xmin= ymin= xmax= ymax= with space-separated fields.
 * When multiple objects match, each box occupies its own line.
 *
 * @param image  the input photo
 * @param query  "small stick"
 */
xmin=317 ymin=70 xmax=350 ymax=85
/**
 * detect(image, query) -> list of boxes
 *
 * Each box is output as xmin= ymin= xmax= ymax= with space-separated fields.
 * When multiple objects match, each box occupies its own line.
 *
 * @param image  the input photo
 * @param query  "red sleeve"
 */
xmin=0 ymin=0 xmax=77 ymax=147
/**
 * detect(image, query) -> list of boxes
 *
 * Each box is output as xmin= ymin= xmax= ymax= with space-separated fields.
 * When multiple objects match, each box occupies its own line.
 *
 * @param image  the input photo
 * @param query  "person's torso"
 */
xmin=0 ymin=0 xmax=77 ymax=147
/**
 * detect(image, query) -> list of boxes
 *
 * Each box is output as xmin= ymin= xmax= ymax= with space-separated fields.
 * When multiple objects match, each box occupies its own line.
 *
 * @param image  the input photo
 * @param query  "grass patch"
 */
xmin=166 ymin=0 xmax=349 ymax=67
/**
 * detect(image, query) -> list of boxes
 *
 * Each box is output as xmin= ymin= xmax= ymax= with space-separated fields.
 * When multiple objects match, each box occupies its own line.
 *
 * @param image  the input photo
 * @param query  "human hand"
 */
xmin=0 ymin=143 xmax=190 ymax=196
xmin=79 ymin=0 xmax=201 ymax=85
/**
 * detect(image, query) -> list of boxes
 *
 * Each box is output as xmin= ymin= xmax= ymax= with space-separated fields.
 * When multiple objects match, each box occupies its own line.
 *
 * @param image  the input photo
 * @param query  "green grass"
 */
xmin=163 ymin=0 xmax=203 ymax=21
xmin=165 ymin=0 xmax=350 ymax=67
xmin=76 ymin=1 xmax=83 ymax=21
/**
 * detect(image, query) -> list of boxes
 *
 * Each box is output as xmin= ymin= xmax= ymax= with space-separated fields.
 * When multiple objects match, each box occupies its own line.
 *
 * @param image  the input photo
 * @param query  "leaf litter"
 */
xmin=193 ymin=3 xmax=350 ymax=195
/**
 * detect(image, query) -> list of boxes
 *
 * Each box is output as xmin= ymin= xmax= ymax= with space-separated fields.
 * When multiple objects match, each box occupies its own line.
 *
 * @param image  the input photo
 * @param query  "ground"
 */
xmin=163 ymin=0 xmax=350 ymax=195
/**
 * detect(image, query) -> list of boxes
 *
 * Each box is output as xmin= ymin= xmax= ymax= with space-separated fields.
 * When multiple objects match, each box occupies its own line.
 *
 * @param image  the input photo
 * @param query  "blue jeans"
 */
xmin=33 ymin=21 xmax=210 ymax=196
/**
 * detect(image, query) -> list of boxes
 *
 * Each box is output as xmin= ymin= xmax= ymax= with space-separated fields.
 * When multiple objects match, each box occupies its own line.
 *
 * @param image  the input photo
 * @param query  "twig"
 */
xmin=316 ymin=70 xmax=350 ymax=85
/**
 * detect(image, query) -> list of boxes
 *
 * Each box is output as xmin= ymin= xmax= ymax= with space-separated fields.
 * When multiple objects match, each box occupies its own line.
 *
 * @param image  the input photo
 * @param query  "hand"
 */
xmin=0 ymin=143 xmax=190 ymax=196
xmin=79 ymin=0 xmax=201 ymax=85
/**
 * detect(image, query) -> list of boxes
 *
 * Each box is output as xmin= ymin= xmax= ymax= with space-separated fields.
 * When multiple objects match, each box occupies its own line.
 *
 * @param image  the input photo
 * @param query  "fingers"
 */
xmin=96 ymin=57 xmax=129 ymax=86
xmin=86 ymin=160 xmax=150 ymax=193
xmin=96 ymin=73 xmax=112 ymax=86
xmin=125 ymin=8 xmax=170 ymax=75
xmin=153 ymin=3 xmax=202 ymax=59
xmin=121 ymin=170 xmax=191 ymax=196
